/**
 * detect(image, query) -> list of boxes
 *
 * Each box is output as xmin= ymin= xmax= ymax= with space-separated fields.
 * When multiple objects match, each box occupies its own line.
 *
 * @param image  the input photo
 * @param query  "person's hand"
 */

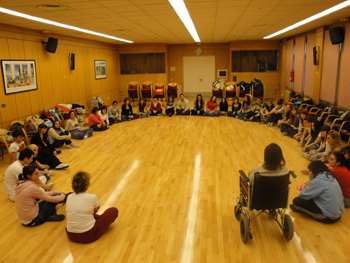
xmin=153 ymin=110 xmax=157 ymax=114
xmin=130 ymin=115 xmax=134 ymax=119
xmin=43 ymin=169 xmax=49 ymax=175
xmin=197 ymin=111 xmax=200 ymax=114
xmin=182 ymin=110 xmax=185 ymax=114
xmin=302 ymin=146 xmax=306 ymax=152
xmin=293 ymin=134 xmax=299 ymax=140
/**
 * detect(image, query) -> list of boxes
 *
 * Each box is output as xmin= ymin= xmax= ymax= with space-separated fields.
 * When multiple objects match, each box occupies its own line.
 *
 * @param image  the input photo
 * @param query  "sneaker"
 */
xmin=289 ymin=204 xmax=298 ymax=213
xmin=55 ymin=163 xmax=69 ymax=170
xmin=282 ymin=132 xmax=288 ymax=136
xmin=47 ymin=214 xmax=65 ymax=221
xmin=267 ymin=122 xmax=274 ymax=127
xmin=71 ymin=143 xmax=80 ymax=148
xmin=65 ymin=144 xmax=73 ymax=149
xmin=83 ymin=134 xmax=88 ymax=139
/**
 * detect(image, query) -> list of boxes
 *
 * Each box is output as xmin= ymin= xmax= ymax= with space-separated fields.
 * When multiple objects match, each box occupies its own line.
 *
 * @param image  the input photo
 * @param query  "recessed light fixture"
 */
xmin=0 ymin=7 xmax=133 ymax=43
xmin=168 ymin=0 xmax=200 ymax=43
xmin=264 ymin=1 xmax=350 ymax=39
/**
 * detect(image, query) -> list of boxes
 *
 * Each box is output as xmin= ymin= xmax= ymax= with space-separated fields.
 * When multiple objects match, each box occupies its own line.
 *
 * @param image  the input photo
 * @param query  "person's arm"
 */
xmin=157 ymin=102 xmax=162 ymax=111
xmin=94 ymin=205 xmax=100 ymax=213
xmin=205 ymin=101 xmax=209 ymax=111
xmin=9 ymin=152 xmax=17 ymax=163
xmin=107 ymin=107 xmax=113 ymax=118
xmin=48 ymin=128 xmax=70 ymax=141
xmin=89 ymin=113 xmax=104 ymax=125
xmin=299 ymin=178 xmax=323 ymax=200
xmin=183 ymin=100 xmax=189 ymax=111
xmin=65 ymin=119 xmax=71 ymax=131
xmin=32 ymin=185 xmax=65 ymax=202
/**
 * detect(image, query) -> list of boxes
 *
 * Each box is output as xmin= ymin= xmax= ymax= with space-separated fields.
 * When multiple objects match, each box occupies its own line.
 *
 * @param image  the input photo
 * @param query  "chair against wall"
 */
xmin=167 ymin=82 xmax=178 ymax=99
xmin=128 ymin=81 xmax=140 ymax=104
xmin=252 ymin=81 xmax=265 ymax=99
xmin=141 ymin=81 xmax=153 ymax=100
xmin=154 ymin=82 xmax=165 ymax=100
xmin=225 ymin=81 xmax=237 ymax=99
xmin=238 ymin=82 xmax=252 ymax=98
xmin=0 ymin=135 xmax=11 ymax=160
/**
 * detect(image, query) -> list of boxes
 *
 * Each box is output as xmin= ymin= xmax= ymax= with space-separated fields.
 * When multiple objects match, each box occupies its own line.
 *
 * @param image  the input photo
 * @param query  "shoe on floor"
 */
xmin=47 ymin=214 xmax=65 ymax=221
xmin=71 ymin=143 xmax=80 ymax=148
xmin=55 ymin=163 xmax=69 ymax=170
xmin=56 ymin=150 xmax=62 ymax=154
xmin=83 ymin=134 xmax=88 ymax=139
xmin=282 ymin=132 xmax=288 ymax=136
xmin=65 ymin=144 xmax=73 ymax=149
xmin=289 ymin=204 xmax=298 ymax=212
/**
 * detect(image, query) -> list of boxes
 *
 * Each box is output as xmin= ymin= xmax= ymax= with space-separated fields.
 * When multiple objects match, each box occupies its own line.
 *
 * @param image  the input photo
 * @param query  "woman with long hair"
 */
xmin=290 ymin=160 xmax=344 ymax=223
xmin=227 ymin=97 xmax=241 ymax=118
xmin=248 ymin=143 xmax=288 ymax=181
xmin=165 ymin=96 xmax=175 ymax=117
xmin=48 ymin=120 xmax=79 ymax=149
xmin=191 ymin=94 xmax=205 ymax=116
xmin=15 ymin=164 xmax=66 ymax=226
xmin=204 ymin=95 xmax=219 ymax=117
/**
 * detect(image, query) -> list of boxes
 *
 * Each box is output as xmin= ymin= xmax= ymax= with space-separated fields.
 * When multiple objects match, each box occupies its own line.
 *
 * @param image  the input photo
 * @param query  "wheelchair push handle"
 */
xmin=289 ymin=171 xmax=297 ymax=179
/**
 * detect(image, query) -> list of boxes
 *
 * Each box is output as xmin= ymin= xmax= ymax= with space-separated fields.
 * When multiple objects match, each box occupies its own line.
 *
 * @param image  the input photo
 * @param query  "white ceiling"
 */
xmin=0 ymin=0 xmax=349 ymax=44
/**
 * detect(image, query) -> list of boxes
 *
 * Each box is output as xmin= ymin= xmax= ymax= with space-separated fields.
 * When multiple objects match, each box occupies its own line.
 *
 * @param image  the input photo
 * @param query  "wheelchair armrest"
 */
xmin=239 ymin=170 xmax=249 ymax=183
xmin=289 ymin=171 xmax=297 ymax=179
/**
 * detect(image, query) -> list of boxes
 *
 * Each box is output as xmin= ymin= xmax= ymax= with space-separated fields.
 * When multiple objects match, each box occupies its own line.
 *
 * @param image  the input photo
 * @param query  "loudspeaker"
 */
xmin=45 ymin=37 xmax=58 ymax=53
xmin=70 ymin=53 xmax=75 ymax=70
xmin=329 ymin=27 xmax=344 ymax=45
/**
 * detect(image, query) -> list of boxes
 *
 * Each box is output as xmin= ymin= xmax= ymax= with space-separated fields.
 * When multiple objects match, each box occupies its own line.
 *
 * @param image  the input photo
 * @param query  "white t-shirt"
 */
xmin=9 ymin=141 xmax=25 ymax=160
xmin=66 ymin=192 xmax=100 ymax=233
xmin=3 ymin=161 xmax=24 ymax=201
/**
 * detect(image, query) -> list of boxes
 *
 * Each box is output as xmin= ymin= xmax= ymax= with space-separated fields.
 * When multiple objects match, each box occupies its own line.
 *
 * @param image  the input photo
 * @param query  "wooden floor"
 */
xmin=0 ymin=111 xmax=349 ymax=263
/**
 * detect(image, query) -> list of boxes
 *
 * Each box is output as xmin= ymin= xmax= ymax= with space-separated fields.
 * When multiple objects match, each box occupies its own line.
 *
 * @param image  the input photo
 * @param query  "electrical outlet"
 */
xmin=1 ymin=104 xmax=5 ymax=108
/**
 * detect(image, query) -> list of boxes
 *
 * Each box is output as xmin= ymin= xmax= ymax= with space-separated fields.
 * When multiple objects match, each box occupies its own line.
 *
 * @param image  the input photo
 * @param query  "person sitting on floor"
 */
xmin=246 ymin=97 xmax=265 ymax=122
xmin=327 ymin=152 xmax=350 ymax=207
xmin=149 ymin=98 xmax=162 ymax=116
xmin=15 ymin=164 xmax=66 ymax=226
xmin=9 ymin=129 xmax=26 ymax=163
xmin=108 ymin=101 xmax=124 ymax=124
xmin=248 ymin=143 xmax=288 ymax=182
xmin=31 ymin=124 xmax=69 ymax=170
xmin=48 ymin=120 xmax=79 ymax=149
xmin=204 ymin=95 xmax=219 ymax=117
xmin=227 ymin=97 xmax=241 ymax=118
xmin=290 ymin=160 xmax=345 ymax=223
xmin=219 ymin=98 xmax=228 ymax=115
xmin=341 ymin=146 xmax=350 ymax=170
xmin=98 ymin=106 xmax=110 ymax=126
xmin=176 ymin=94 xmax=190 ymax=115
xmin=89 ymin=107 xmax=108 ymax=131
xmin=121 ymin=98 xmax=137 ymax=120
xmin=277 ymin=104 xmax=291 ymax=128
xmin=260 ymin=99 xmax=274 ymax=124
xmin=267 ymin=99 xmax=286 ymax=127
xmin=191 ymin=94 xmax=205 ymax=116
xmin=136 ymin=98 xmax=150 ymax=118
xmin=3 ymin=149 xmax=52 ymax=201
xmin=28 ymin=144 xmax=53 ymax=180
xmin=66 ymin=171 xmax=119 ymax=243
xmin=65 ymin=110 xmax=93 ymax=139
xmin=238 ymin=94 xmax=252 ymax=120
xmin=165 ymin=96 xmax=176 ymax=117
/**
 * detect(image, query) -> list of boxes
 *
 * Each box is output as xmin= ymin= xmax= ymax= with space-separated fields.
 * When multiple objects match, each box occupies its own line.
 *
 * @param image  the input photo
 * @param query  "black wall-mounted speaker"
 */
xmin=70 ymin=53 xmax=75 ymax=70
xmin=329 ymin=27 xmax=344 ymax=45
xmin=313 ymin=46 xmax=318 ymax=66
xmin=45 ymin=37 xmax=58 ymax=53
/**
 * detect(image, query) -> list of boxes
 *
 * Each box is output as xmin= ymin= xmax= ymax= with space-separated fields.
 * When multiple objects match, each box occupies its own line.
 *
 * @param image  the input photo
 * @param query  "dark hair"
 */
xmin=233 ymin=97 xmax=239 ymax=103
xmin=101 ymin=105 xmax=107 ymax=113
xmin=112 ymin=100 xmax=118 ymax=105
xmin=320 ymin=125 xmax=330 ymax=133
xmin=311 ymin=119 xmax=321 ymax=141
xmin=308 ymin=160 xmax=333 ymax=179
xmin=341 ymin=145 xmax=350 ymax=155
xmin=168 ymin=96 xmax=174 ymax=103
xmin=12 ymin=129 xmax=24 ymax=138
xmin=92 ymin=107 xmax=99 ymax=114
xmin=124 ymin=97 xmax=130 ymax=103
xmin=18 ymin=148 xmax=34 ymax=161
xmin=195 ymin=94 xmax=204 ymax=108
xmin=72 ymin=171 xmax=90 ymax=194
xmin=38 ymin=123 xmax=48 ymax=130
xmin=210 ymin=95 xmax=217 ymax=102
xmin=180 ymin=93 xmax=184 ymax=97
xmin=69 ymin=110 xmax=77 ymax=117
xmin=263 ymin=143 xmax=286 ymax=171
xmin=53 ymin=120 xmax=61 ymax=131
xmin=300 ymin=110 xmax=309 ymax=118
xmin=18 ymin=163 xmax=37 ymax=181
xmin=331 ymin=152 xmax=347 ymax=167
xmin=244 ymin=95 xmax=251 ymax=105
xmin=277 ymin=99 xmax=284 ymax=105
xmin=289 ymin=106 xmax=299 ymax=123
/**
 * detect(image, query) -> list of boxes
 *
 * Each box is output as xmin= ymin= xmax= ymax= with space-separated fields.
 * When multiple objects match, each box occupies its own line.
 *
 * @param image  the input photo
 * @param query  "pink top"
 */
xmin=88 ymin=113 xmax=104 ymax=127
xmin=15 ymin=180 xmax=65 ymax=222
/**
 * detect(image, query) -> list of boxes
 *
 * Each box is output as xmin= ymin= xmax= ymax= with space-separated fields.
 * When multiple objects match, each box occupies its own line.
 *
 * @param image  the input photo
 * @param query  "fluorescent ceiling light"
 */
xmin=264 ymin=1 xmax=350 ymax=39
xmin=168 ymin=0 xmax=201 ymax=43
xmin=0 ymin=7 xmax=133 ymax=43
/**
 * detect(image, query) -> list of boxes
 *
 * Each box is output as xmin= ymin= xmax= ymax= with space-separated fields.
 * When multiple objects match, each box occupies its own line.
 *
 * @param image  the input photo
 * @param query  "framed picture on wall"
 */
xmin=94 ymin=60 xmax=106 ymax=79
xmin=1 ymin=60 xmax=38 ymax=95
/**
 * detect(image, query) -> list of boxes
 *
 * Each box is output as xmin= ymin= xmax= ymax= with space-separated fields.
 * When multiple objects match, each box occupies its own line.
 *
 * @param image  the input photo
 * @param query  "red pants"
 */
xmin=66 ymin=207 xmax=119 ymax=243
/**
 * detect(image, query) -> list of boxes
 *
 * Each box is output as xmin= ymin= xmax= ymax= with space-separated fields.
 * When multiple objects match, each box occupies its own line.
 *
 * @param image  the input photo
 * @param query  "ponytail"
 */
xmin=18 ymin=164 xmax=37 ymax=181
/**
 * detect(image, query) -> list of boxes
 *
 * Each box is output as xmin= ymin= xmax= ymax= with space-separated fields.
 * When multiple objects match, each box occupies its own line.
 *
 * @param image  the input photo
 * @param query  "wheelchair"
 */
xmin=234 ymin=170 xmax=297 ymax=243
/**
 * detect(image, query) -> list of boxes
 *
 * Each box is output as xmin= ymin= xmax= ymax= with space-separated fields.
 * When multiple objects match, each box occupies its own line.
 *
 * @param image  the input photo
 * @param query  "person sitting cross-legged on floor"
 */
xmin=290 ymin=160 xmax=345 ymax=223
xmin=89 ymin=107 xmax=108 ymax=131
xmin=176 ymin=94 xmax=190 ymax=115
xmin=148 ymin=98 xmax=163 ymax=116
xmin=65 ymin=110 xmax=93 ymax=139
xmin=66 ymin=171 xmax=119 ymax=243
xmin=48 ymin=120 xmax=79 ymax=149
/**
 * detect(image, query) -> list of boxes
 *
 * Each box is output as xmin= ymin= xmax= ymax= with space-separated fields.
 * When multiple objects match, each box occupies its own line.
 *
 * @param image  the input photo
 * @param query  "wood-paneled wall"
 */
xmin=0 ymin=24 xmax=120 ymax=129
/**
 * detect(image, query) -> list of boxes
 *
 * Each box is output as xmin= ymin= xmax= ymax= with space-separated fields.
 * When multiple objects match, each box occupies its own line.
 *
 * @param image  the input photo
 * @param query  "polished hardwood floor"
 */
xmin=0 ymin=104 xmax=349 ymax=263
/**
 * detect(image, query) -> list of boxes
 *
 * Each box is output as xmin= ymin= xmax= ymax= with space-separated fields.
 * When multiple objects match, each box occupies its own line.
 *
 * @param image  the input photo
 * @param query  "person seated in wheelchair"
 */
xmin=248 ymin=143 xmax=288 ymax=182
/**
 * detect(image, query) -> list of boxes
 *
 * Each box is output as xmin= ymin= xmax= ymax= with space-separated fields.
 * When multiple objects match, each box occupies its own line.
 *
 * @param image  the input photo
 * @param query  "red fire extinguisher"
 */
xmin=290 ymin=70 xmax=294 ymax=82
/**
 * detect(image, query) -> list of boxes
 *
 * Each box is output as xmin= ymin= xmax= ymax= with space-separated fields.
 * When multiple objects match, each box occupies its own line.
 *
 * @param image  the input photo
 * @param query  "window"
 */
xmin=231 ymin=50 xmax=279 ymax=72
xmin=120 ymin=53 xmax=165 ymax=74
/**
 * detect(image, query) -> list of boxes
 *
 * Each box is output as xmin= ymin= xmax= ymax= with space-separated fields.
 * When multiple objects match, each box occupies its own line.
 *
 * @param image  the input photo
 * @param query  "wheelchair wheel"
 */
xmin=240 ymin=214 xmax=250 ymax=243
xmin=234 ymin=205 xmax=241 ymax=221
xmin=282 ymin=214 xmax=294 ymax=241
